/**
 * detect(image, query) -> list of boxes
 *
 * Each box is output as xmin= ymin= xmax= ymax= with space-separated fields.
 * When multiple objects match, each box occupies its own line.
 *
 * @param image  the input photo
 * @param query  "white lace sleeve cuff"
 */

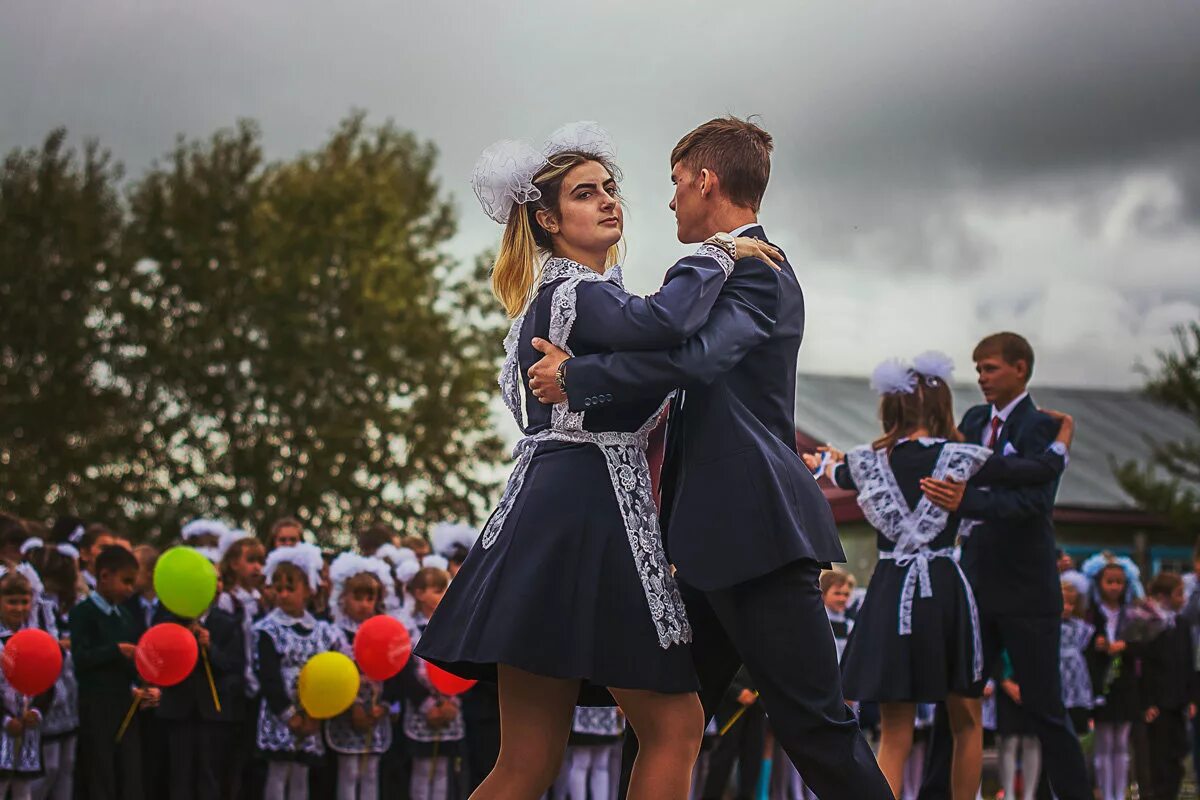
xmin=694 ymin=243 xmax=735 ymax=278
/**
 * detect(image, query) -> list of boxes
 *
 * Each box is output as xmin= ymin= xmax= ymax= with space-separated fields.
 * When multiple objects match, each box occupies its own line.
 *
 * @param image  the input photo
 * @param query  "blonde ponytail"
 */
xmin=492 ymin=209 xmax=542 ymax=318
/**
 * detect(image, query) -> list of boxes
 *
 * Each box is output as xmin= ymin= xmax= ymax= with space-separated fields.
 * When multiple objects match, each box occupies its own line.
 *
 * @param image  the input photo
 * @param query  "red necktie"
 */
xmin=986 ymin=416 xmax=1002 ymax=448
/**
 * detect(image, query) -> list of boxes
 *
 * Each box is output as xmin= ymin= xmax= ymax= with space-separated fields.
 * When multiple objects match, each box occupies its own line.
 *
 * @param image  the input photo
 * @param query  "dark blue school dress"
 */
xmin=415 ymin=251 xmax=735 ymax=705
xmin=836 ymin=439 xmax=1066 ymax=703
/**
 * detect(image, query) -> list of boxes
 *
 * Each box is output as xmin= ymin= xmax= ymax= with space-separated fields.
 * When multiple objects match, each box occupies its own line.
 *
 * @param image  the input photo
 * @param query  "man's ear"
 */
xmin=1015 ymin=359 xmax=1030 ymax=382
xmin=534 ymin=208 xmax=558 ymax=235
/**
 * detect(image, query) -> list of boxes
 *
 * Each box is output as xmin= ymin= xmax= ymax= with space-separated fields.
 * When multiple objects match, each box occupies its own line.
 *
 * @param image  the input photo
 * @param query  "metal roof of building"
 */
xmin=794 ymin=374 xmax=1197 ymax=511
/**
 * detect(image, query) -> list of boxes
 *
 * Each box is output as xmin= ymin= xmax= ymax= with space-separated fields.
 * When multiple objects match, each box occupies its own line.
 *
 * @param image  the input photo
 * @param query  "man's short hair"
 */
xmin=972 ymin=332 xmax=1035 ymax=378
xmin=1148 ymin=571 xmax=1183 ymax=598
xmin=95 ymin=544 xmax=138 ymax=576
xmin=671 ymin=116 xmax=773 ymax=212
xmin=819 ymin=569 xmax=854 ymax=594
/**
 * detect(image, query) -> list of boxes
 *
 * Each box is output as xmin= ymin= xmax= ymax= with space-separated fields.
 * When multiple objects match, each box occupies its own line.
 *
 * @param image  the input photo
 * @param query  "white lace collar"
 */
xmin=267 ymin=607 xmax=316 ymax=630
xmin=896 ymin=436 xmax=947 ymax=447
xmin=539 ymin=257 xmax=623 ymax=290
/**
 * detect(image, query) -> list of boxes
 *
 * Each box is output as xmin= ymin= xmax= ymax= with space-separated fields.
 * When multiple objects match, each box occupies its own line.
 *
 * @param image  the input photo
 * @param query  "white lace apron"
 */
xmin=847 ymin=441 xmax=991 ymax=680
xmin=482 ymin=257 xmax=692 ymax=649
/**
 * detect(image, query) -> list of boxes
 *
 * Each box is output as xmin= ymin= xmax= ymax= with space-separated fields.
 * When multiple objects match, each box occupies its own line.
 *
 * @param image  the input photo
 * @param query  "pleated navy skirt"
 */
xmin=414 ymin=441 xmax=699 ymax=706
xmin=841 ymin=557 xmax=982 ymax=703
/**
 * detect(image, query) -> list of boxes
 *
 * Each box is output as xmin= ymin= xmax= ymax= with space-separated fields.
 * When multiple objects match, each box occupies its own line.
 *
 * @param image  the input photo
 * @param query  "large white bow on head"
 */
xmin=471 ymin=121 xmax=616 ymax=224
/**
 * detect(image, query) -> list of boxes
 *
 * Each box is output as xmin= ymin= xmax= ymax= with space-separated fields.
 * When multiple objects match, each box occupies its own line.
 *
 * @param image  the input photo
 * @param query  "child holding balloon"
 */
xmin=69 ymin=545 xmax=161 ymax=800
xmin=0 ymin=564 xmax=55 ymax=800
xmin=23 ymin=540 xmax=82 ymax=800
xmin=402 ymin=565 xmax=465 ymax=800
xmin=254 ymin=544 xmax=346 ymax=800
xmin=326 ymin=553 xmax=403 ymax=800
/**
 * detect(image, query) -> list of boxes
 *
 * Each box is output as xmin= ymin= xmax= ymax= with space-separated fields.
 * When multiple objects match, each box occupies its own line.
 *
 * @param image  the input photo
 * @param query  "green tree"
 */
xmin=0 ymin=130 xmax=157 ymax=521
xmin=119 ymin=113 xmax=506 ymax=540
xmin=1116 ymin=322 xmax=1200 ymax=531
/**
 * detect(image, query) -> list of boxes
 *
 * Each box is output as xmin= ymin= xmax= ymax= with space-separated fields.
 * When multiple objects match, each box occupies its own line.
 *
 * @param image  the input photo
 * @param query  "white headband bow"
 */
xmin=471 ymin=121 xmax=616 ymax=224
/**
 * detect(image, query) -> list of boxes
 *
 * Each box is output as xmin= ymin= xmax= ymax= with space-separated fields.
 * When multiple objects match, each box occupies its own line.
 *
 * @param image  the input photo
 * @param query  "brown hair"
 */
xmin=972 ymin=332 xmax=1035 ymax=379
xmin=819 ymin=569 xmax=854 ymax=594
xmin=671 ymin=116 xmax=773 ymax=212
xmin=269 ymin=561 xmax=310 ymax=592
xmin=491 ymin=152 xmax=624 ymax=317
xmin=400 ymin=535 xmax=431 ymax=556
xmin=357 ymin=524 xmax=395 ymax=557
xmin=408 ymin=566 xmax=450 ymax=596
xmin=1148 ymin=571 xmax=1183 ymax=598
xmin=25 ymin=545 xmax=80 ymax=610
xmin=0 ymin=569 xmax=33 ymax=597
xmin=872 ymin=372 xmax=963 ymax=452
xmin=268 ymin=517 xmax=303 ymax=546
xmin=219 ymin=537 xmax=266 ymax=587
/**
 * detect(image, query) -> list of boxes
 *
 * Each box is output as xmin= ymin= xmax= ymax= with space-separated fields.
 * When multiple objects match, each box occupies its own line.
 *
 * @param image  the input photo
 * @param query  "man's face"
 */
xmin=86 ymin=534 xmax=116 ymax=566
xmin=975 ymin=353 xmax=1028 ymax=408
xmin=670 ymin=162 xmax=708 ymax=244
xmin=1057 ymin=552 xmax=1073 ymax=573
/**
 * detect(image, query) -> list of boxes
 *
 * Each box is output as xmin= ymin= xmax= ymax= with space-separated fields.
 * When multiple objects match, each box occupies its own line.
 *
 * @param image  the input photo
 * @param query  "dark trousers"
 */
xmin=701 ymin=703 xmax=765 ymax=800
xmin=919 ymin=613 xmax=1090 ymax=800
xmin=163 ymin=717 xmax=225 ymax=800
xmin=621 ymin=559 xmax=890 ymax=800
xmin=78 ymin=691 xmax=145 ymax=800
xmin=1146 ymin=708 xmax=1188 ymax=800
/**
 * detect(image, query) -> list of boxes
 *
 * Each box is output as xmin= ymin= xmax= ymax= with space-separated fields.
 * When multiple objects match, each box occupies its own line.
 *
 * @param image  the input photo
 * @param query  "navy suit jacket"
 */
xmin=567 ymin=225 xmax=843 ymax=590
xmin=957 ymin=395 xmax=1064 ymax=616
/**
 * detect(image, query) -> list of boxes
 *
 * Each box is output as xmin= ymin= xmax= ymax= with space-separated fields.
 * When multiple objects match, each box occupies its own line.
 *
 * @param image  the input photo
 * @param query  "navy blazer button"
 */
xmin=605 ymin=394 xmax=613 ymax=401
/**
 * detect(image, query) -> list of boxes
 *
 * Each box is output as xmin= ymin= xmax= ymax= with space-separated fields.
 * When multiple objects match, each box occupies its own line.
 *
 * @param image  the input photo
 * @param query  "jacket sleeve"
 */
xmin=256 ymin=632 xmax=291 ymax=717
xmin=68 ymin=604 xmax=124 ymax=672
xmin=564 ymin=260 xmax=780 ymax=411
xmin=569 ymin=249 xmax=735 ymax=352
xmin=970 ymin=449 xmax=1065 ymax=488
xmin=833 ymin=463 xmax=857 ymax=491
xmin=206 ymin=615 xmax=245 ymax=676
xmin=956 ymin=416 xmax=1062 ymax=521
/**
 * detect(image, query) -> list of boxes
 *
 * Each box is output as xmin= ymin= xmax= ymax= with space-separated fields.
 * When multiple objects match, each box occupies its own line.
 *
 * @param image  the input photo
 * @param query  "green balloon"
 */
xmin=153 ymin=547 xmax=218 ymax=619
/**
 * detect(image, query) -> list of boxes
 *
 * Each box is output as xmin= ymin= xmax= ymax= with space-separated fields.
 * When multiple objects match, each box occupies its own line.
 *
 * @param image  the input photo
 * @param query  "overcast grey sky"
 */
xmin=5 ymin=0 xmax=1198 ymax=389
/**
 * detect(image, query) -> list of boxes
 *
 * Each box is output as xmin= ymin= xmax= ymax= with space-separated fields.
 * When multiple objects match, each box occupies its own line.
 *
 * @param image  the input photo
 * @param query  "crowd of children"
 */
xmin=3 ymin=502 xmax=1199 ymax=800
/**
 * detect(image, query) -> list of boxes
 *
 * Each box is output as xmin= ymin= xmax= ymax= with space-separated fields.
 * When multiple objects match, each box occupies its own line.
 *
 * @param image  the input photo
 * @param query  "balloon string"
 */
xmin=115 ymin=695 xmax=140 ymax=743
xmin=201 ymin=645 xmax=222 ymax=714
xmin=718 ymin=692 xmax=759 ymax=737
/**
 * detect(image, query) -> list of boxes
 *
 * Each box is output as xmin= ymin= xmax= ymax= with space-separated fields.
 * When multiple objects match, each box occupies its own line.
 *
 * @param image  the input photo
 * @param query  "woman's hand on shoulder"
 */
xmin=733 ymin=237 xmax=782 ymax=271
xmin=1042 ymin=409 xmax=1075 ymax=447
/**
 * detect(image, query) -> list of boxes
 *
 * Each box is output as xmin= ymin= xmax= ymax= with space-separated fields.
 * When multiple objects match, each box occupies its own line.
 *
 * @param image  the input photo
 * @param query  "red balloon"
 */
xmin=135 ymin=623 xmax=198 ymax=687
xmin=1 ymin=629 xmax=63 ymax=696
xmin=353 ymin=615 xmax=412 ymax=681
xmin=425 ymin=662 xmax=476 ymax=696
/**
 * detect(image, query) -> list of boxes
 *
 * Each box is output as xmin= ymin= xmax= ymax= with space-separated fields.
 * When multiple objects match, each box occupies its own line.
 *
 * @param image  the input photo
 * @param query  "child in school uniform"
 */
xmin=1058 ymin=581 xmax=1095 ymax=736
xmin=402 ymin=565 xmax=463 ymax=800
xmin=69 ymin=544 xmax=161 ymax=800
xmin=994 ymin=652 xmax=1040 ymax=800
xmin=1085 ymin=557 xmax=1141 ymax=800
xmin=1140 ymin=572 xmax=1198 ymax=800
xmin=22 ymin=541 xmax=81 ymax=800
xmin=324 ymin=553 xmax=396 ymax=800
xmin=562 ymin=707 xmax=623 ymax=800
xmin=254 ymin=544 xmax=345 ymax=800
xmin=215 ymin=529 xmax=266 ymax=800
xmin=0 ymin=564 xmax=53 ymax=800
xmin=153 ymin=578 xmax=246 ymax=800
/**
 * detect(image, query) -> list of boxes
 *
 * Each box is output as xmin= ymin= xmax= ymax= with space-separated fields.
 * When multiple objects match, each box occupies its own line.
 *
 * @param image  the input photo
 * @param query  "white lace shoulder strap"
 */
xmin=894 ymin=442 xmax=993 ymax=553
xmin=846 ymin=446 xmax=908 ymax=544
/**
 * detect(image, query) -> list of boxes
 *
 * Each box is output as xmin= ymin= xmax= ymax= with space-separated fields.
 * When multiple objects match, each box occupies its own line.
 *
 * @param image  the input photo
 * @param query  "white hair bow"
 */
xmin=471 ymin=121 xmax=616 ymax=224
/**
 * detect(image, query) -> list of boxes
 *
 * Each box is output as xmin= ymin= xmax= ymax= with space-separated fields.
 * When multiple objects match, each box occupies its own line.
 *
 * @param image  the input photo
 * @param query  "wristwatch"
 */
xmin=555 ymin=358 xmax=570 ymax=396
xmin=705 ymin=232 xmax=737 ymax=261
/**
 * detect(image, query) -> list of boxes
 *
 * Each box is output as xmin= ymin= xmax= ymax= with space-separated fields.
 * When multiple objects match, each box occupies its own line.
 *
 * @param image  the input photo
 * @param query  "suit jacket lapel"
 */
xmin=997 ymin=395 xmax=1035 ymax=451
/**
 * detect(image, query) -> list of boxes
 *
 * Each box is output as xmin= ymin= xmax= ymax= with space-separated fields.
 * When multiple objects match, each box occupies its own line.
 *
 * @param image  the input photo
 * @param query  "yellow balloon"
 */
xmin=297 ymin=652 xmax=360 ymax=719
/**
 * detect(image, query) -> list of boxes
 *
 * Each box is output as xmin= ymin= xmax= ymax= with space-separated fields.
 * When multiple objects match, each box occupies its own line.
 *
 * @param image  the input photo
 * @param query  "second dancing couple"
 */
xmin=415 ymin=117 xmax=892 ymax=798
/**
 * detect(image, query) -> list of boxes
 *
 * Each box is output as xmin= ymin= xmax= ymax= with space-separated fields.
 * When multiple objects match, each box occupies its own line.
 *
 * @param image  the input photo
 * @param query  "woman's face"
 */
xmin=541 ymin=160 xmax=622 ymax=255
